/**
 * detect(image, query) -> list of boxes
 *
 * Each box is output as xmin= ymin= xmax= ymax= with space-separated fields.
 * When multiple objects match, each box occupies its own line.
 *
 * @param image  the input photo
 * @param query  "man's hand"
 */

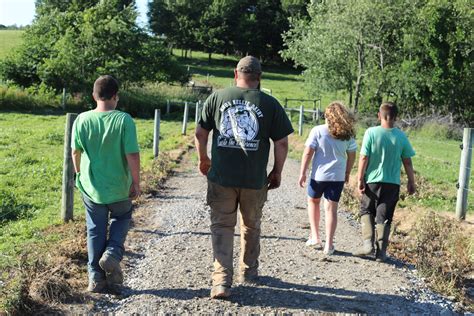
xmin=358 ymin=180 xmax=365 ymax=195
xmin=129 ymin=182 xmax=141 ymax=199
xmin=268 ymin=169 xmax=282 ymax=190
xmin=198 ymin=157 xmax=211 ymax=176
xmin=407 ymin=180 xmax=416 ymax=195
xmin=298 ymin=173 xmax=307 ymax=188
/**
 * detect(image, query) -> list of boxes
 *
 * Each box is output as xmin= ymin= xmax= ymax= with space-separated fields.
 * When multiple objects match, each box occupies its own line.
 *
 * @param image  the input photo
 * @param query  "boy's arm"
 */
xmin=126 ymin=152 xmax=140 ymax=199
xmin=345 ymin=151 xmax=356 ymax=183
xmin=195 ymin=126 xmax=211 ymax=176
xmin=299 ymin=146 xmax=315 ymax=188
xmin=357 ymin=154 xmax=369 ymax=195
xmin=402 ymin=157 xmax=416 ymax=195
xmin=72 ymin=149 xmax=82 ymax=173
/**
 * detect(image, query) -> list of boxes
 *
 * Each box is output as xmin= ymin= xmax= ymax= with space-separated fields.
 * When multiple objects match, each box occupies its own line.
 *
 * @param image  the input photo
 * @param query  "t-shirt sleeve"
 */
xmin=123 ymin=115 xmax=140 ymax=154
xmin=401 ymin=135 xmax=416 ymax=158
xmin=305 ymin=127 xmax=318 ymax=149
xmin=347 ymin=137 xmax=358 ymax=152
xmin=360 ymin=129 xmax=372 ymax=156
xmin=198 ymin=93 xmax=216 ymax=131
xmin=71 ymin=117 xmax=83 ymax=151
xmin=270 ymin=102 xmax=294 ymax=141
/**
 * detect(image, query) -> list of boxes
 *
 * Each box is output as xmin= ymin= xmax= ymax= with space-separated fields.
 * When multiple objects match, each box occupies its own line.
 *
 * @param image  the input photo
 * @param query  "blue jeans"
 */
xmin=82 ymin=194 xmax=133 ymax=282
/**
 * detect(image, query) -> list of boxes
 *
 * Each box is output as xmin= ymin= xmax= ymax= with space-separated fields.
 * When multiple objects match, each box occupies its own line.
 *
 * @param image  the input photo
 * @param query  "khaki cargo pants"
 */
xmin=207 ymin=180 xmax=268 ymax=287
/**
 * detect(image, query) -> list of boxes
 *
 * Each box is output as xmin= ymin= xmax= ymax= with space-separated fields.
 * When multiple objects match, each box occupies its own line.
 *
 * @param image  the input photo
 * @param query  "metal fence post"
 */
xmin=166 ymin=100 xmax=170 ymax=115
xmin=153 ymin=109 xmax=161 ymax=158
xmin=61 ymin=113 xmax=77 ymax=222
xmin=182 ymin=102 xmax=189 ymax=135
xmin=298 ymin=105 xmax=304 ymax=136
xmin=456 ymin=128 xmax=473 ymax=220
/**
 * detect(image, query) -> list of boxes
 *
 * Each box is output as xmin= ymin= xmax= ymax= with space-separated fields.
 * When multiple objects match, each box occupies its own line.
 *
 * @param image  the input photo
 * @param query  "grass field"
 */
xmin=177 ymin=50 xmax=347 ymax=107
xmin=0 ymin=113 xmax=195 ymax=270
xmin=0 ymin=30 xmax=23 ymax=59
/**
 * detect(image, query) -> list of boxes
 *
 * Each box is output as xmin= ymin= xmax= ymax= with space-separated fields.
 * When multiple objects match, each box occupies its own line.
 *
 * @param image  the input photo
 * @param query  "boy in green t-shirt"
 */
xmin=72 ymin=75 xmax=140 ymax=293
xmin=353 ymin=102 xmax=416 ymax=262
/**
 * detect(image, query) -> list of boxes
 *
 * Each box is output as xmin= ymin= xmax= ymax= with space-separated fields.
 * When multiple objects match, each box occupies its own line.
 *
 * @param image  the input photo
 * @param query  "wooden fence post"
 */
xmin=456 ymin=128 xmax=473 ymax=220
xmin=298 ymin=105 xmax=304 ymax=136
xmin=166 ymin=100 xmax=170 ymax=115
xmin=61 ymin=113 xmax=77 ymax=222
xmin=153 ymin=109 xmax=161 ymax=158
xmin=195 ymin=101 xmax=200 ymax=125
xmin=182 ymin=101 xmax=189 ymax=135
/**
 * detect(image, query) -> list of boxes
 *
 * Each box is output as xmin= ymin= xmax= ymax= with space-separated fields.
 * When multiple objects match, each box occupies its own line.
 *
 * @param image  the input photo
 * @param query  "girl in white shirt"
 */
xmin=299 ymin=102 xmax=357 ymax=255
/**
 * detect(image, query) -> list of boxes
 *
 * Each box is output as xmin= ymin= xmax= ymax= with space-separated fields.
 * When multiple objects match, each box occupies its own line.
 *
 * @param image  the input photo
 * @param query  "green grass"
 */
xmin=0 ymin=30 xmax=23 ymax=59
xmin=0 ymin=112 xmax=194 ymax=270
xmin=176 ymin=50 xmax=347 ymax=107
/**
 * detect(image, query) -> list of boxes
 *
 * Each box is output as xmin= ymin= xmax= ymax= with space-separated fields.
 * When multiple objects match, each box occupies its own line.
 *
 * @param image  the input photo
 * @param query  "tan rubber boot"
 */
xmin=353 ymin=214 xmax=375 ymax=256
xmin=375 ymin=223 xmax=391 ymax=262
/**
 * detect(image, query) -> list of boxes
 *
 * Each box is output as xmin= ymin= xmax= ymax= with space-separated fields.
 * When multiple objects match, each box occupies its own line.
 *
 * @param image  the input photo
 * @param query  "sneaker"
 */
xmin=87 ymin=280 xmax=107 ymax=293
xmin=99 ymin=253 xmax=124 ymax=288
xmin=323 ymin=246 xmax=335 ymax=256
xmin=306 ymin=238 xmax=323 ymax=250
xmin=210 ymin=285 xmax=231 ymax=299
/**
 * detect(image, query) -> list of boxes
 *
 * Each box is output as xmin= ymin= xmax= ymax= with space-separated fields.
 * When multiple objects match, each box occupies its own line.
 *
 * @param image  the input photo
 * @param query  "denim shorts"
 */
xmin=307 ymin=180 xmax=345 ymax=202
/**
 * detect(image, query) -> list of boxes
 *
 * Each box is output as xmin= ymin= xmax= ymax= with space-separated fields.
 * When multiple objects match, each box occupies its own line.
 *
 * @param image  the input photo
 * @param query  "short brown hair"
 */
xmin=93 ymin=75 xmax=119 ymax=101
xmin=379 ymin=102 xmax=398 ymax=121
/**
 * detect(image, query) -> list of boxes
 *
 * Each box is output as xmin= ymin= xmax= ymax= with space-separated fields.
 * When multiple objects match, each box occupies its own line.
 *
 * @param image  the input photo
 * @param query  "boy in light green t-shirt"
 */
xmin=353 ymin=102 xmax=416 ymax=262
xmin=72 ymin=75 xmax=140 ymax=293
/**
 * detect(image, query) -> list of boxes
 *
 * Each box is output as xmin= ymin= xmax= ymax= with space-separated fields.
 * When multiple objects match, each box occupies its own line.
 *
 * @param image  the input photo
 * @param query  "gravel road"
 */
xmin=90 ymin=152 xmax=459 ymax=314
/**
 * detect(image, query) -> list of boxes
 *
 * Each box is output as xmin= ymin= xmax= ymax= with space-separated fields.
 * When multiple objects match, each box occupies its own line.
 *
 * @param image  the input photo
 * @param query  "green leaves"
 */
xmin=282 ymin=0 xmax=473 ymax=123
xmin=0 ymin=0 xmax=186 ymax=94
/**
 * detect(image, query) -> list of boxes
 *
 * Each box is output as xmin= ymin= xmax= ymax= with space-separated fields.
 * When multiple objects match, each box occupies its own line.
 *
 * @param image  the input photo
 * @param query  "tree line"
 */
xmin=282 ymin=0 xmax=473 ymax=124
xmin=0 ymin=0 xmax=188 ymax=93
xmin=148 ymin=0 xmax=307 ymax=62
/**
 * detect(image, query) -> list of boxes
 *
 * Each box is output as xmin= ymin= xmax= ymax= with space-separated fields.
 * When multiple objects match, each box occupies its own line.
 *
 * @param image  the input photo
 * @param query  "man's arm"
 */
xmin=72 ymin=149 xmax=82 ymax=173
xmin=299 ymin=146 xmax=315 ymax=188
xmin=195 ymin=126 xmax=211 ymax=176
xmin=402 ymin=157 xmax=416 ymax=195
xmin=268 ymin=136 xmax=289 ymax=190
xmin=126 ymin=152 xmax=140 ymax=199
xmin=357 ymin=154 xmax=369 ymax=195
xmin=345 ymin=151 xmax=356 ymax=183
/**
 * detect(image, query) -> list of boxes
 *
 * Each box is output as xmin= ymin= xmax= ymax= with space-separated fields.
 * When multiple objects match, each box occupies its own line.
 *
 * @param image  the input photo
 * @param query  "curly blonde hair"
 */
xmin=324 ymin=101 xmax=356 ymax=140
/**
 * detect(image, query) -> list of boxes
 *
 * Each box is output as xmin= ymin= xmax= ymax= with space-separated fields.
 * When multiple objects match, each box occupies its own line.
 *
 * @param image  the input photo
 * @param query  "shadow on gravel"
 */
xmin=224 ymin=276 xmax=446 ymax=313
xmin=118 ymin=277 xmax=446 ymax=314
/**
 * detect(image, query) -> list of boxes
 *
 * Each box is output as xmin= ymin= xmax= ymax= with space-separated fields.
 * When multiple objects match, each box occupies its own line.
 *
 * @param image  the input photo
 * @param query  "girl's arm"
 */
xmin=299 ymin=146 xmax=315 ymax=188
xmin=345 ymin=151 xmax=356 ymax=183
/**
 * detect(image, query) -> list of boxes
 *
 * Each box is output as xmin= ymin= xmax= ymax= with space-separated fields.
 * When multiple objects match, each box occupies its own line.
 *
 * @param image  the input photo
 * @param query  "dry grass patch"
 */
xmin=341 ymin=174 xmax=474 ymax=310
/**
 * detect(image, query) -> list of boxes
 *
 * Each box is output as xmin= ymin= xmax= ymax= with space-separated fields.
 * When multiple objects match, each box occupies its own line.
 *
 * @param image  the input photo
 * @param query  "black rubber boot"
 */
xmin=375 ymin=223 xmax=391 ymax=262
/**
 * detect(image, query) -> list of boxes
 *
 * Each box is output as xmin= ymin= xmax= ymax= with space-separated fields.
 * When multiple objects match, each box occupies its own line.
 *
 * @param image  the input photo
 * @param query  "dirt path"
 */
xmin=87 ymin=153 xmax=456 ymax=314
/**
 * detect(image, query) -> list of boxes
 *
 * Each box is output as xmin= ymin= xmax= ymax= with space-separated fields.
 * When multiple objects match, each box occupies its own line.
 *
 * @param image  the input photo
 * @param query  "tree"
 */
xmin=1 ymin=0 xmax=187 ymax=92
xmin=148 ymin=0 xmax=209 ymax=56
xmin=283 ymin=0 xmax=421 ymax=112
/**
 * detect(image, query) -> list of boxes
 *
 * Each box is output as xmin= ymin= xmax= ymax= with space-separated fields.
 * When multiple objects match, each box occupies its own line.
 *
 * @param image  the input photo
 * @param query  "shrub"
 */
xmin=409 ymin=212 xmax=473 ymax=303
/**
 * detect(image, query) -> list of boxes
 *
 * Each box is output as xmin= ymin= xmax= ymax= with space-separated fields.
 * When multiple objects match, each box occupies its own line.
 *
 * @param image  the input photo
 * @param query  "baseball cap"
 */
xmin=236 ymin=56 xmax=262 ymax=74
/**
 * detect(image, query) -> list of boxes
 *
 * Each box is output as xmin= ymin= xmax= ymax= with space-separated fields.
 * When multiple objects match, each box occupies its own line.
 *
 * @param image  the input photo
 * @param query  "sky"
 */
xmin=0 ymin=0 xmax=149 ymax=27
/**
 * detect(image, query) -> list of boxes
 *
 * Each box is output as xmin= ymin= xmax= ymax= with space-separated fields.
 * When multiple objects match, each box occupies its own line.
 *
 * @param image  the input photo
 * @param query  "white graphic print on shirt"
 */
xmin=218 ymin=100 xmax=263 ymax=151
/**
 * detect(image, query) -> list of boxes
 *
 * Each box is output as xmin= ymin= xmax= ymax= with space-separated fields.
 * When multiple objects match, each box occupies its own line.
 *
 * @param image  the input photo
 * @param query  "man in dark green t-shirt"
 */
xmin=195 ymin=56 xmax=294 ymax=299
xmin=72 ymin=75 xmax=140 ymax=294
